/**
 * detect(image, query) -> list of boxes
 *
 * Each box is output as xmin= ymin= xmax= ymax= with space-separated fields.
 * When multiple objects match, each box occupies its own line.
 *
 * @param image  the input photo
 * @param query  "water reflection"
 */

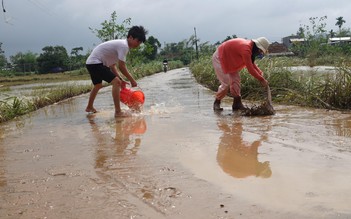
xmin=216 ymin=117 xmax=272 ymax=179
xmin=327 ymin=115 xmax=351 ymax=137
xmin=113 ymin=116 xmax=147 ymax=155
xmin=87 ymin=114 xmax=147 ymax=169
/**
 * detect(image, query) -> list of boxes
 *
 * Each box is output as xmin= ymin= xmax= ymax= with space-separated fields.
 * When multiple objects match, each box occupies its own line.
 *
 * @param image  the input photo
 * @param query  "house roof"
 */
xmin=329 ymin=37 xmax=351 ymax=41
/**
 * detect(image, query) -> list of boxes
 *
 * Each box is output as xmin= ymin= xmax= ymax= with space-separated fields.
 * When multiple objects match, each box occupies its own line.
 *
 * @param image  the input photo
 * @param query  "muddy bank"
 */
xmin=1 ymin=68 xmax=351 ymax=219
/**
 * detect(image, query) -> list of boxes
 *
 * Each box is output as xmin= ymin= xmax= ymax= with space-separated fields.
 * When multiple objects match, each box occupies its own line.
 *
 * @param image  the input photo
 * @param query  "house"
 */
xmin=268 ymin=42 xmax=288 ymax=53
xmin=267 ymin=42 xmax=294 ymax=57
xmin=328 ymin=37 xmax=351 ymax=45
xmin=282 ymin=36 xmax=305 ymax=48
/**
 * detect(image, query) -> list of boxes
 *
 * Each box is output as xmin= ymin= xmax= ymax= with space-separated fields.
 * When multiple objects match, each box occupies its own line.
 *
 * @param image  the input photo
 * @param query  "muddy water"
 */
xmin=1 ymin=68 xmax=351 ymax=219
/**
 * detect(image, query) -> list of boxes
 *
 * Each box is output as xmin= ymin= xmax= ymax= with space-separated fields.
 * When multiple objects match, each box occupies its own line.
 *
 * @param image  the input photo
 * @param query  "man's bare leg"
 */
xmin=111 ymin=78 xmax=130 ymax=117
xmin=86 ymin=83 xmax=102 ymax=113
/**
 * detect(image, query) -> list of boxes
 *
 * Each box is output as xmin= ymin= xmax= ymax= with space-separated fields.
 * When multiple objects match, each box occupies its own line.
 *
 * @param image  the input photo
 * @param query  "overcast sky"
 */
xmin=1 ymin=0 xmax=351 ymax=58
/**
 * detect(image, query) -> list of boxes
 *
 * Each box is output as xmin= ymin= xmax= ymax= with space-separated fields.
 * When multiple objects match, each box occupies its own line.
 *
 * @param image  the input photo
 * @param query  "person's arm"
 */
xmin=243 ymin=55 xmax=268 ymax=88
xmin=109 ymin=64 xmax=125 ymax=86
xmin=117 ymin=60 xmax=137 ymax=87
xmin=109 ymin=64 xmax=121 ymax=78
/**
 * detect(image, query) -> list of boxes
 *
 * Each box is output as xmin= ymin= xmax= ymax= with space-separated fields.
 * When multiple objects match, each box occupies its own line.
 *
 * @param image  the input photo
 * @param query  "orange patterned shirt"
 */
xmin=218 ymin=38 xmax=264 ymax=81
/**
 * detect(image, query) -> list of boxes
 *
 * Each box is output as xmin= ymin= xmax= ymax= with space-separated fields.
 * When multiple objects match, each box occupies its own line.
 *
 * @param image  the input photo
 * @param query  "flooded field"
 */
xmin=0 ymin=80 xmax=92 ymax=101
xmin=0 ymin=68 xmax=351 ymax=219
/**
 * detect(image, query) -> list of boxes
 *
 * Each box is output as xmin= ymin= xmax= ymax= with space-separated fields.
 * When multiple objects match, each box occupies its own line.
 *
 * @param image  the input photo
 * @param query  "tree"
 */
xmin=337 ymin=27 xmax=351 ymax=37
xmin=335 ymin=16 xmax=346 ymax=36
xmin=0 ymin=43 xmax=7 ymax=69
xmin=70 ymin=47 xmax=83 ymax=57
xmin=69 ymin=47 xmax=85 ymax=70
xmin=143 ymin=36 xmax=161 ymax=60
xmin=296 ymin=27 xmax=305 ymax=38
xmin=329 ymin=29 xmax=336 ymax=38
xmin=187 ymin=34 xmax=199 ymax=58
xmin=160 ymin=40 xmax=195 ymax=65
xmin=37 ymin=46 xmax=69 ymax=73
xmin=89 ymin=11 xmax=131 ymax=42
xmin=198 ymin=41 xmax=216 ymax=56
xmin=302 ymin=16 xmax=328 ymax=66
xmin=10 ymin=51 xmax=37 ymax=73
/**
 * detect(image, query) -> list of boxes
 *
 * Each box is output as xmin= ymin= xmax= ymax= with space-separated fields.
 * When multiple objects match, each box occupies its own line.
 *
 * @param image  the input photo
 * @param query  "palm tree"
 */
xmin=335 ymin=16 xmax=346 ymax=36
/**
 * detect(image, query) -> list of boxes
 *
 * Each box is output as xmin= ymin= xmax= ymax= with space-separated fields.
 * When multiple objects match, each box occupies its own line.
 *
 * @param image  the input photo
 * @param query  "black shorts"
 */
xmin=86 ymin=63 xmax=116 ymax=85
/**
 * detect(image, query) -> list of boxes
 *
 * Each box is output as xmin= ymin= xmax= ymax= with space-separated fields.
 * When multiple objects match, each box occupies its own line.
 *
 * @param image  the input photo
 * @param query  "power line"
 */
xmin=27 ymin=0 xmax=56 ymax=16
xmin=2 ymin=0 xmax=14 ymax=25
xmin=2 ymin=0 xmax=5 ymax=12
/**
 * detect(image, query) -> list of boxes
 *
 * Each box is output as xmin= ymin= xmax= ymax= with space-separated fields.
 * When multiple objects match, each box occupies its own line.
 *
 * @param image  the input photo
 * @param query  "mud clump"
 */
xmin=241 ymin=85 xmax=275 ymax=116
xmin=241 ymin=101 xmax=275 ymax=116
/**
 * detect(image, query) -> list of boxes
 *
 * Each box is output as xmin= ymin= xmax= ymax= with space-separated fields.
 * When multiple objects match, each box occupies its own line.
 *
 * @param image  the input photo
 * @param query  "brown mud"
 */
xmin=1 ymin=68 xmax=351 ymax=219
xmin=242 ymin=85 xmax=275 ymax=116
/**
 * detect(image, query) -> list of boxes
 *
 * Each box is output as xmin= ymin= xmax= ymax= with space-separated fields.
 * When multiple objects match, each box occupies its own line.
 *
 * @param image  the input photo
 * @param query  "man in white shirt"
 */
xmin=85 ymin=26 xmax=147 ymax=117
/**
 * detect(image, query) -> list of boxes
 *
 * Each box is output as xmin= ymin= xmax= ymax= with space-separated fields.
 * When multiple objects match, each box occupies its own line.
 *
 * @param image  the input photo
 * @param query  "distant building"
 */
xmin=282 ymin=36 xmax=305 ymax=48
xmin=328 ymin=37 xmax=351 ymax=45
xmin=267 ymin=41 xmax=294 ymax=57
xmin=268 ymin=42 xmax=288 ymax=53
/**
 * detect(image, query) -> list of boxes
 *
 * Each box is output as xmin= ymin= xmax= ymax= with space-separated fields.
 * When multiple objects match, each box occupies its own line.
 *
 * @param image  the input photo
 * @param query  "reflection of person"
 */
xmin=87 ymin=114 xmax=147 ymax=169
xmin=216 ymin=118 xmax=272 ymax=178
xmin=85 ymin=26 xmax=148 ymax=117
xmin=114 ymin=116 xmax=147 ymax=154
xmin=212 ymin=37 xmax=270 ymax=111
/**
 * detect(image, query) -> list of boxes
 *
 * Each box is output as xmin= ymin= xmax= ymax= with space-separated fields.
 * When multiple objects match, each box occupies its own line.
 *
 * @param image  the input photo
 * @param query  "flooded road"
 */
xmin=1 ymin=68 xmax=351 ymax=219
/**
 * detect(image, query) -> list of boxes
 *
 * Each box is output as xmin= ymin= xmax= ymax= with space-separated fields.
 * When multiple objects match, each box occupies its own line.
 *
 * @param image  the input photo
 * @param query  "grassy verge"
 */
xmin=0 ymin=84 xmax=92 ymax=123
xmin=190 ymin=55 xmax=351 ymax=110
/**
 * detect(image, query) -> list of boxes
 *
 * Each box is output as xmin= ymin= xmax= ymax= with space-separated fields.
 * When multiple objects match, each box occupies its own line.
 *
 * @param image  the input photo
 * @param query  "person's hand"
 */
xmin=121 ymin=80 xmax=128 ymax=88
xmin=130 ymin=79 xmax=137 ymax=87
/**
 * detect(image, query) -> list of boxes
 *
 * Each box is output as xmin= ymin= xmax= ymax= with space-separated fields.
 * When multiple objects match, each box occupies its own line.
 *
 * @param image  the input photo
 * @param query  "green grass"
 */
xmin=0 ymin=84 xmax=93 ymax=123
xmin=190 ymin=55 xmax=351 ymax=110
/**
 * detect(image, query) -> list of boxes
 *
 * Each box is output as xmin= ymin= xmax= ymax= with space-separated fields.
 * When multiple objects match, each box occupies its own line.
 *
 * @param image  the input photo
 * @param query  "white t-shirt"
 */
xmin=86 ymin=39 xmax=129 ymax=67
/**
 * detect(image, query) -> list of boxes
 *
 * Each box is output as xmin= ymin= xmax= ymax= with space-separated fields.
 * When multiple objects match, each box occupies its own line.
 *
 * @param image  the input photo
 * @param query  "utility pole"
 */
xmin=194 ymin=27 xmax=199 ymax=60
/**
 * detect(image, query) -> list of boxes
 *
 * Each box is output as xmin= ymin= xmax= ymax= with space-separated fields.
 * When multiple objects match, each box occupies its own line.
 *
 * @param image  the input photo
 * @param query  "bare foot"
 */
xmin=85 ymin=108 xmax=97 ymax=113
xmin=114 ymin=111 xmax=131 ymax=118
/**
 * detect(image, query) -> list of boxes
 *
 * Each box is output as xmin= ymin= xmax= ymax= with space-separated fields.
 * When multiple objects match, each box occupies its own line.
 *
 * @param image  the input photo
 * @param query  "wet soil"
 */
xmin=1 ymin=68 xmax=351 ymax=219
xmin=241 ymin=85 xmax=275 ymax=116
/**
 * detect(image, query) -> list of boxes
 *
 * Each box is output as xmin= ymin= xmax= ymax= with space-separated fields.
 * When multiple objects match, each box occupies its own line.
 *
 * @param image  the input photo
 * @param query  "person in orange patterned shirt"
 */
xmin=212 ymin=37 xmax=270 ymax=111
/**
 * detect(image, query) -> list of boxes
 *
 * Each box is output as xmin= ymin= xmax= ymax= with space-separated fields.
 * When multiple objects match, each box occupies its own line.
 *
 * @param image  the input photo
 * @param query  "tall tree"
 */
xmin=144 ymin=36 xmax=161 ymax=60
xmin=296 ymin=27 xmax=305 ymax=38
xmin=69 ymin=47 xmax=85 ymax=70
xmin=70 ymin=47 xmax=83 ymax=57
xmin=329 ymin=29 xmax=336 ymax=38
xmin=89 ymin=11 xmax=131 ymax=42
xmin=0 ymin=42 xmax=7 ymax=69
xmin=10 ymin=51 xmax=37 ymax=73
xmin=335 ymin=16 xmax=346 ymax=36
xmin=37 ymin=46 xmax=69 ymax=73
